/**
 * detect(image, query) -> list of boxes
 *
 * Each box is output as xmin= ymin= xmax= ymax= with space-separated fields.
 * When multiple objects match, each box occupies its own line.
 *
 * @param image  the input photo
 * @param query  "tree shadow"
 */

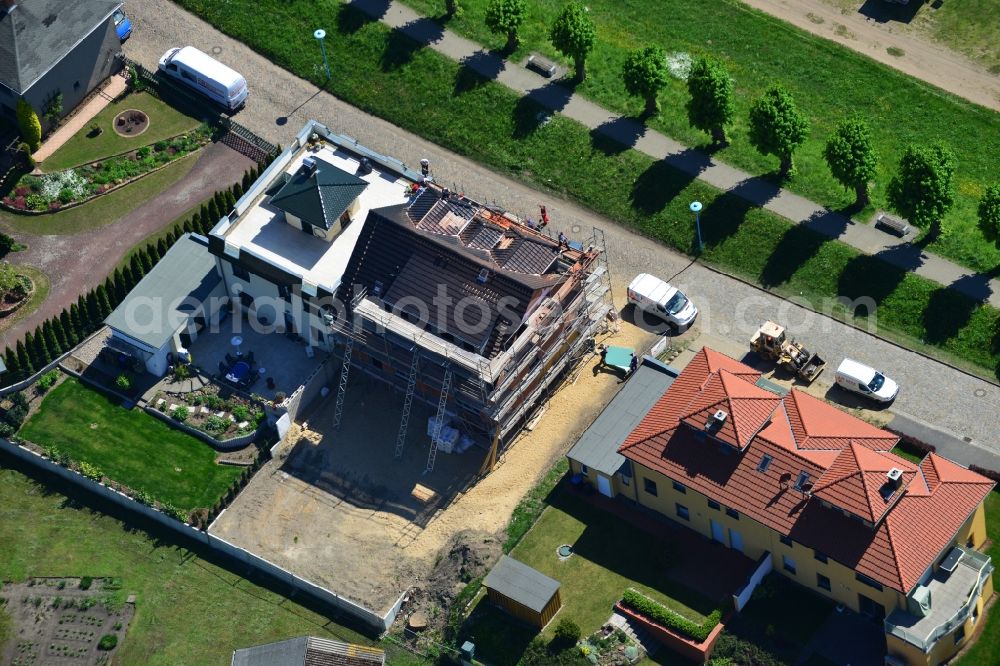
xmin=629 ymin=159 xmax=695 ymax=217
xmin=589 ymin=116 xmax=646 ymax=156
xmin=336 ymin=0 xmax=392 ymax=35
xmin=836 ymin=251 xmax=911 ymax=314
xmin=694 ymin=179 xmax=781 ymax=251
xmin=510 ymin=80 xmax=577 ymax=139
xmin=380 ymin=18 xmax=445 ymax=72
xmin=922 ymin=270 xmax=998 ymax=345
xmin=758 ymin=223 xmax=833 ymax=289
xmin=453 ymin=50 xmax=505 ymax=96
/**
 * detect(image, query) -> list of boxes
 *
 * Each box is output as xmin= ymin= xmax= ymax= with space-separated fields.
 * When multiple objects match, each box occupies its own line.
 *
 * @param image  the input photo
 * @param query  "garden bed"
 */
xmin=151 ymin=385 xmax=265 ymax=441
xmin=2 ymin=125 xmax=211 ymax=213
xmin=0 ymin=274 xmax=33 ymax=318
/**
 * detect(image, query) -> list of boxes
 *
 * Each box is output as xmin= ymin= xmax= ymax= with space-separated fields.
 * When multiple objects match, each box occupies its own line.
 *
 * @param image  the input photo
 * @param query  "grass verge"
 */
xmin=18 ymin=378 xmax=241 ymax=511
xmin=42 ymin=92 xmax=203 ymax=172
xmin=172 ymin=2 xmax=1000 ymax=378
xmin=0 ymin=152 xmax=199 ymax=236
xmin=504 ymin=457 xmax=567 ymax=552
xmin=0 ymin=265 xmax=50 ymax=333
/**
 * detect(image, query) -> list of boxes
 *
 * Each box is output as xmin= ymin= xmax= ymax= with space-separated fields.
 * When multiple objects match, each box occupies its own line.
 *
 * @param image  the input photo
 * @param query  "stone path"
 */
xmin=362 ymin=0 xmax=1000 ymax=310
xmin=33 ymin=74 xmax=129 ymax=164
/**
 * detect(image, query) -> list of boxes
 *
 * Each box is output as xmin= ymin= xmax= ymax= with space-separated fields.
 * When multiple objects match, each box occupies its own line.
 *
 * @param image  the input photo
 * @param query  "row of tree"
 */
xmin=1 ymin=162 xmax=271 ymax=385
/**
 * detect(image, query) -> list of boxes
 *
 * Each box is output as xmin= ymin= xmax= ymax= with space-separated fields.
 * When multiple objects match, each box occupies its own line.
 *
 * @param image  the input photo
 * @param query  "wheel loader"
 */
xmin=749 ymin=321 xmax=826 ymax=383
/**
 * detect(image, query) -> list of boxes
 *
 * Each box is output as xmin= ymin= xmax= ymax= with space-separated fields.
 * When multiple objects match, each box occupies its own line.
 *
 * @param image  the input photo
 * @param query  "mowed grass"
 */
xmin=42 ymin=92 xmax=204 ymax=172
xmin=909 ymin=0 xmax=1000 ymax=75
xmin=18 ymin=378 xmax=241 ymax=511
xmin=0 ymin=464 xmax=406 ymax=666
xmin=173 ymin=1 xmax=1000 ymax=377
xmin=397 ymin=0 xmax=1000 ymax=272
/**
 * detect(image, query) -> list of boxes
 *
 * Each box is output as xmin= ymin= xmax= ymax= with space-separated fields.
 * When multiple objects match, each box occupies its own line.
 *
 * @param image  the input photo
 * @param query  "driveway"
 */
xmin=0 ymin=142 xmax=254 ymax=348
xmin=122 ymin=1 xmax=1000 ymax=457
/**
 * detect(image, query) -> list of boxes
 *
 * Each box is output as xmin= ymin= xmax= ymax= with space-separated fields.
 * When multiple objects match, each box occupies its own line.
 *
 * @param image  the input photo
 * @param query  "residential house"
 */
xmin=604 ymin=347 xmax=993 ymax=666
xmin=231 ymin=636 xmax=385 ymax=666
xmin=0 ymin=0 xmax=124 ymax=128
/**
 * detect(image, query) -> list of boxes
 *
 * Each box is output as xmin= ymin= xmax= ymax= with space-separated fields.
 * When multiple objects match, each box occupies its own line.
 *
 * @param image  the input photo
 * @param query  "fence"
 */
xmin=0 ymin=328 xmax=109 ymax=395
xmin=732 ymin=551 xmax=773 ymax=612
xmin=0 ymin=437 xmax=403 ymax=633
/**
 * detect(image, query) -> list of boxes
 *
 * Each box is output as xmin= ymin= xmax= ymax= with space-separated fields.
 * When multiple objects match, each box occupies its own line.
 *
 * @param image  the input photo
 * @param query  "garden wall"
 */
xmin=143 ymin=404 xmax=261 ymax=451
xmin=0 ymin=438 xmax=403 ymax=633
xmin=732 ymin=551 xmax=773 ymax=613
xmin=282 ymin=355 xmax=337 ymax=424
xmin=614 ymin=602 xmax=725 ymax=663
xmin=0 ymin=328 xmax=108 ymax=395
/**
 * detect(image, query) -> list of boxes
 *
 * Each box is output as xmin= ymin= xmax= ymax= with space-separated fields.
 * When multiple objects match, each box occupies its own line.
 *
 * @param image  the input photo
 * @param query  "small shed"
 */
xmin=483 ymin=555 xmax=561 ymax=628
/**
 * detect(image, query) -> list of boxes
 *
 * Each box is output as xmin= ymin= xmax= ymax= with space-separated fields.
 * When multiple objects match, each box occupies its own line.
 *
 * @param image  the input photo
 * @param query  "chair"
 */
xmin=246 ymin=351 xmax=255 ymax=363
xmin=225 ymin=353 xmax=235 ymax=365
xmin=218 ymin=360 xmax=227 ymax=374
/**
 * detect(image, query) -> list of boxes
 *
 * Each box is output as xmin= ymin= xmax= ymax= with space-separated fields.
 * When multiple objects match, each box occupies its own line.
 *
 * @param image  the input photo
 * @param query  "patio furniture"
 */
xmin=246 ymin=351 xmax=255 ymax=363
xmin=225 ymin=353 xmax=236 ymax=366
xmin=602 ymin=345 xmax=635 ymax=372
xmin=225 ymin=361 xmax=251 ymax=384
xmin=218 ymin=360 xmax=228 ymax=374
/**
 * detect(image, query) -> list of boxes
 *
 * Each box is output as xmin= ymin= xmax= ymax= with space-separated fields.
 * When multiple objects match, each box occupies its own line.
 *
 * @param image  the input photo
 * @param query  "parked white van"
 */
xmin=835 ymin=358 xmax=899 ymax=403
xmin=158 ymin=46 xmax=248 ymax=111
xmin=626 ymin=273 xmax=698 ymax=329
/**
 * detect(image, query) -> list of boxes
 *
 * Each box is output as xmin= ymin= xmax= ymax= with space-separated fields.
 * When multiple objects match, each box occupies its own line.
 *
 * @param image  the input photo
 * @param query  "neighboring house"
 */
xmin=598 ymin=347 xmax=994 ymax=666
xmin=104 ymin=233 xmax=227 ymax=377
xmin=0 ymin=0 xmax=124 ymax=128
xmin=231 ymin=636 xmax=385 ymax=666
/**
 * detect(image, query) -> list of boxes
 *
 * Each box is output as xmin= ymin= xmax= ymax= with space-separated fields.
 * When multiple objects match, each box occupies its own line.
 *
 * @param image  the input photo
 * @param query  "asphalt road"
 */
xmin=125 ymin=1 xmax=1000 ymax=459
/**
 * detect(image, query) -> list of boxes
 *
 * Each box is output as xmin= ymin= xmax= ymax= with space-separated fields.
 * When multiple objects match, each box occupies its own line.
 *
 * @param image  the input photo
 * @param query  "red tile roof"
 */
xmin=619 ymin=348 xmax=995 ymax=593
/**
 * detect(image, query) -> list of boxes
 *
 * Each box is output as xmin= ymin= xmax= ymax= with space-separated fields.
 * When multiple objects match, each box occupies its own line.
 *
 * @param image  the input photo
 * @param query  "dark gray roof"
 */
xmin=271 ymin=160 xmax=368 ymax=231
xmin=105 ymin=234 xmax=221 ymax=351
xmin=483 ymin=555 xmax=560 ymax=614
xmin=0 ymin=0 xmax=121 ymax=94
xmin=567 ymin=357 xmax=678 ymax=476
xmin=232 ymin=637 xmax=385 ymax=666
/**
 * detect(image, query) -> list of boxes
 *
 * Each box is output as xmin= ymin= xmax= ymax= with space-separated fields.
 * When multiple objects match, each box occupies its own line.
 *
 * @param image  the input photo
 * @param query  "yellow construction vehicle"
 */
xmin=749 ymin=321 xmax=826 ymax=383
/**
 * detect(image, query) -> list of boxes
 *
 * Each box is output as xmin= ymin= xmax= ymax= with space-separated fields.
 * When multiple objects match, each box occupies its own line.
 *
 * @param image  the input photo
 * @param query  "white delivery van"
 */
xmin=626 ymin=273 xmax=698 ymax=329
xmin=835 ymin=358 xmax=899 ymax=403
xmin=158 ymin=46 xmax=248 ymax=111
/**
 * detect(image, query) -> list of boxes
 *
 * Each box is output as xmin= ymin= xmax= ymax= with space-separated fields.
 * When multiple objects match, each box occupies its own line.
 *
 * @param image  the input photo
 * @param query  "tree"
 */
xmin=130 ymin=254 xmax=146 ymax=282
xmin=887 ymin=143 xmax=956 ymax=238
xmin=16 ymin=99 xmax=42 ymax=152
xmin=223 ymin=189 xmax=237 ymax=211
xmin=823 ymin=118 xmax=878 ymax=209
xmin=95 ymin=284 xmax=113 ymax=319
xmin=4 ymin=347 xmax=20 ymax=382
xmin=0 ymin=262 xmax=19 ymax=298
xmin=51 ymin=316 xmax=69 ymax=352
xmin=231 ymin=180 xmax=244 ymax=200
xmin=15 ymin=340 xmax=33 ymax=378
xmin=42 ymin=319 xmax=61 ymax=356
xmin=622 ymin=46 xmax=669 ymax=117
xmin=157 ymin=237 xmax=170 ymax=258
xmin=43 ymin=91 xmax=64 ymax=126
xmin=445 ymin=0 xmax=462 ymax=18
xmin=206 ymin=198 xmax=221 ymax=226
xmin=686 ymin=57 xmax=735 ymax=147
xmin=60 ymin=309 xmax=78 ymax=346
xmin=70 ymin=301 xmax=88 ymax=337
xmin=120 ymin=264 xmax=137 ymax=292
xmin=241 ymin=170 xmax=252 ymax=192
xmin=0 ymin=232 xmax=21 ymax=258
xmin=550 ymin=3 xmax=596 ymax=81
xmin=213 ymin=191 xmax=227 ymax=217
xmin=85 ymin=291 xmax=102 ymax=329
xmin=976 ymin=184 xmax=1000 ymax=249
xmin=30 ymin=325 xmax=51 ymax=366
xmin=111 ymin=268 xmax=127 ymax=303
xmin=485 ymin=0 xmax=527 ymax=52
xmin=748 ymin=86 xmax=809 ymax=177
xmin=138 ymin=247 xmax=154 ymax=274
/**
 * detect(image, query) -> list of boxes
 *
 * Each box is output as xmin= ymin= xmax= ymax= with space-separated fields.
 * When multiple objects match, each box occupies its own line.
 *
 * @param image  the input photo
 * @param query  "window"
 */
xmin=816 ymin=573 xmax=831 ymax=591
xmin=675 ymin=504 xmax=690 ymax=521
xmin=794 ymin=472 xmax=811 ymax=492
xmin=814 ymin=550 xmax=828 ymax=563
xmin=725 ymin=507 xmax=739 ymax=520
xmin=954 ymin=625 xmax=965 ymax=645
xmin=278 ymin=284 xmax=290 ymax=300
xmin=672 ymin=480 xmax=686 ymax=494
xmin=782 ymin=555 xmax=796 ymax=574
xmin=181 ymin=68 xmax=195 ymax=81
xmin=708 ymin=499 xmax=721 ymax=511
xmin=855 ymin=573 xmax=884 ymax=591
xmin=621 ymin=474 xmax=630 ymax=486
xmin=643 ymin=478 xmax=658 ymax=496
xmin=780 ymin=534 xmax=793 ymax=547
xmin=231 ymin=264 xmax=250 ymax=281
xmin=580 ymin=464 xmax=589 ymax=474
xmin=757 ymin=454 xmax=773 ymax=472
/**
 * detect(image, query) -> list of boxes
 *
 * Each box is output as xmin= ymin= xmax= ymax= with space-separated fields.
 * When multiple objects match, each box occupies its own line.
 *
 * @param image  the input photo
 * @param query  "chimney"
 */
xmin=887 ymin=467 xmax=903 ymax=487
xmin=301 ymin=156 xmax=317 ymax=175
xmin=706 ymin=409 xmax=727 ymax=430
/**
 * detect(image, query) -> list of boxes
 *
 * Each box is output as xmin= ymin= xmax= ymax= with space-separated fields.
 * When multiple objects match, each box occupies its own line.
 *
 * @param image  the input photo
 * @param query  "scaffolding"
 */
xmin=425 ymin=366 xmax=453 ymax=474
xmin=394 ymin=349 xmax=420 ymax=458
xmin=332 ymin=334 xmax=354 ymax=430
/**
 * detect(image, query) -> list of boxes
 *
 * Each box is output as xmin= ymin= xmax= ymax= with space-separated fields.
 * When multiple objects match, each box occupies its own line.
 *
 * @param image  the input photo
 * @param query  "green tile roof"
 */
xmin=270 ymin=160 xmax=369 ymax=231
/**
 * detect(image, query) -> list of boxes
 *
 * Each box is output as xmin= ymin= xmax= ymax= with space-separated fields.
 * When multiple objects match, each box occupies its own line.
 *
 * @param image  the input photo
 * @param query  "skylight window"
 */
xmin=757 ymin=454 xmax=773 ymax=473
xmin=793 ymin=472 xmax=811 ymax=492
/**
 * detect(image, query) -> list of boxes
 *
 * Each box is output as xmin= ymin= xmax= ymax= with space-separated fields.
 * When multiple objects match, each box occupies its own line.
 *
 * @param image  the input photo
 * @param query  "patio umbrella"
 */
xmin=231 ymin=335 xmax=243 ymax=356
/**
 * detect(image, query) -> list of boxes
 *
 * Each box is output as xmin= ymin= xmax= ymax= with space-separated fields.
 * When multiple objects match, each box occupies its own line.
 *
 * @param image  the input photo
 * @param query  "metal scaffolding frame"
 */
xmin=332 ymin=334 xmax=354 ymax=429
xmin=394 ymin=349 xmax=421 ymax=458
xmin=425 ymin=366 xmax=453 ymax=474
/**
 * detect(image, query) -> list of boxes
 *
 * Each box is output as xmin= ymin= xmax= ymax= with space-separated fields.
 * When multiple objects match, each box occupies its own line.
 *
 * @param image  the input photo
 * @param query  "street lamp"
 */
xmin=689 ymin=200 xmax=703 ymax=253
xmin=314 ymin=28 xmax=331 ymax=81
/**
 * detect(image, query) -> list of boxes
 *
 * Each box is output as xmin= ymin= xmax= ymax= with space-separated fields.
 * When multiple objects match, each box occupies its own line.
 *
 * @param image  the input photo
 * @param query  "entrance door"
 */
xmin=596 ymin=474 xmax=613 ymax=498
xmin=710 ymin=520 xmax=725 ymax=544
xmin=858 ymin=593 xmax=886 ymax=621
xmin=729 ymin=528 xmax=744 ymax=553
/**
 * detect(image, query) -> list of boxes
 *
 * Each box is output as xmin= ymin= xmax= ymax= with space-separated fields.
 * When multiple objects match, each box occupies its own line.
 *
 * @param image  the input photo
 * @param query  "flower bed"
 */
xmin=0 ymin=273 xmax=33 ymax=317
xmin=2 ymin=124 xmax=212 ymax=213
xmin=151 ymin=386 xmax=265 ymax=441
xmin=620 ymin=588 xmax=722 ymax=643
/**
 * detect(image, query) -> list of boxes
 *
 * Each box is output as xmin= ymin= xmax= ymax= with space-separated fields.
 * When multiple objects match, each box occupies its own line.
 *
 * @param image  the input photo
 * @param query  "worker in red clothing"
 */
xmin=539 ymin=205 xmax=549 ymax=227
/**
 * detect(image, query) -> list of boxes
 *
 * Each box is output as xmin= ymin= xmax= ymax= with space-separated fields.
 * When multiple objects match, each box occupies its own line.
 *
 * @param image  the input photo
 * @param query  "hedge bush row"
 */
xmin=621 ymin=588 xmax=722 ymax=643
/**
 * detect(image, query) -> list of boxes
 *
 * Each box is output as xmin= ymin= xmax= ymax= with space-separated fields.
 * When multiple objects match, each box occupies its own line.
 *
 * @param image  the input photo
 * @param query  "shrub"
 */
xmin=620 ymin=588 xmax=722 ymax=643
xmin=553 ymin=617 xmax=582 ymax=646
xmin=174 ymin=364 xmax=190 ymax=380
xmin=36 ymin=369 xmax=59 ymax=392
xmin=114 ymin=374 xmax=131 ymax=391
xmin=0 ymin=422 xmax=15 ymax=437
xmin=26 ymin=194 xmax=48 ymax=211
xmin=231 ymin=404 xmax=250 ymax=422
xmin=79 ymin=576 xmax=92 ymax=590
xmin=154 ymin=140 xmax=169 ymax=152
xmin=4 ymin=404 xmax=27 ymax=428
xmin=204 ymin=394 xmax=225 ymax=410
xmin=98 ymin=634 xmax=117 ymax=650
xmin=136 ymin=146 xmax=151 ymax=159
xmin=172 ymin=406 xmax=189 ymax=422
xmin=78 ymin=461 xmax=102 ymax=481
xmin=203 ymin=415 xmax=230 ymax=434
xmin=58 ymin=188 xmax=75 ymax=204
xmin=16 ymin=99 xmax=41 ymax=152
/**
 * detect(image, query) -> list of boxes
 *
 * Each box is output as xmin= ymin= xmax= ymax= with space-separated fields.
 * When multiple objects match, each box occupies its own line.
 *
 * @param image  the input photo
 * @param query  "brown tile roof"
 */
xmin=619 ymin=348 xmax=995 ymax=593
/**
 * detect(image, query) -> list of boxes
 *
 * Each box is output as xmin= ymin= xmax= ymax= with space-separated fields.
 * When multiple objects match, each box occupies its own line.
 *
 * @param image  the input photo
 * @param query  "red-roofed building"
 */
xmin=603 ymin=348 xmax=994 ymax=666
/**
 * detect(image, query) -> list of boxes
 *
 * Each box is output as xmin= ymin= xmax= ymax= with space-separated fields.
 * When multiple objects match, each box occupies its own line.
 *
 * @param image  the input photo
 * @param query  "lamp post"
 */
xmin=689 ymin=200 xmax=703 ymax=253
xmin=314 ymin=28 xmax=331 ymax=81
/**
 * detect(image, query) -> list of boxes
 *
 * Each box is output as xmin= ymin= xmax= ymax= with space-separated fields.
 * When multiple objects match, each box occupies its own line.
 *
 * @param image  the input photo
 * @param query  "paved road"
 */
xmin=125 ymin=1 xmax=1000 ymax=462
xmin=0 ymin=143 xmax=254 ymax=348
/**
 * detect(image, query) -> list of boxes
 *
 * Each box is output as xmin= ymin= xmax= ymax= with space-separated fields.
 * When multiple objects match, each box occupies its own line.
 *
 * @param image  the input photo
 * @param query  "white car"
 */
xmin=835 ymin=358 xmax=899 ymax=403
xmin=626 ymin=273 xmax=698 ymax=329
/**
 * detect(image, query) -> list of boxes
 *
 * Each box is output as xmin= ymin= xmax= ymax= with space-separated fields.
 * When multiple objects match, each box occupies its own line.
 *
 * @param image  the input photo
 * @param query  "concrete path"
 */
xmin=33 ymin=74 xmax=129 ymax=164
xmin=363 ymin=0 xmax=1000 ymax=310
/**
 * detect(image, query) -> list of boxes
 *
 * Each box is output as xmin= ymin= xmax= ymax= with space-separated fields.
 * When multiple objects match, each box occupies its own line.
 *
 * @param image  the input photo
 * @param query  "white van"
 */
xmin=626 ymin=273 xmax=698 ymax=329
xmin=158 ymin=46 xmax=248 ymax=111
xmin=835 ymin=358 xmax=899 ymax=403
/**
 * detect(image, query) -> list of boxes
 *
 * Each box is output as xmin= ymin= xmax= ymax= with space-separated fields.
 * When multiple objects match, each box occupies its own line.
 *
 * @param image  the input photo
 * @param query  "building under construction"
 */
xmin=331 ymin=185 xmax=614 ymax=473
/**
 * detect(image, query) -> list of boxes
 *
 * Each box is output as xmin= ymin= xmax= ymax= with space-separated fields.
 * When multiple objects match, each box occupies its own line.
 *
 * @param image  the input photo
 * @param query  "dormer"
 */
xmin=270 ymin=157 xmax=369 ymax=243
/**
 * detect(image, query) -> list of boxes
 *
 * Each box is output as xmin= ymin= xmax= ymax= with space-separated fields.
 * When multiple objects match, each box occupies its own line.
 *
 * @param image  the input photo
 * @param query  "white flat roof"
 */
xmin=222 ymin=143 xmax=412 ymax=292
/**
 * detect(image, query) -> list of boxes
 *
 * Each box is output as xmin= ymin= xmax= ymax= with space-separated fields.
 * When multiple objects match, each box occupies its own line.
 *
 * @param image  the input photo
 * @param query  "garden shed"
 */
xmin=483 ymin=555 xmax=561 ymax=628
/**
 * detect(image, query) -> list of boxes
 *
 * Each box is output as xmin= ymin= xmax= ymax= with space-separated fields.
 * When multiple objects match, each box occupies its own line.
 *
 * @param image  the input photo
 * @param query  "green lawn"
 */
xmin=0 ymin=465 xmax=426 ymax=666
xmin=0 ymin=151 xmax=198 ymax=235
xmin=890 ymin=443 xmax=924 ymax=465
xmin=18 ymin=378 xmax=241 ymax=512
xmin=172 ymin=1 xmax=1000 ymax=380
xmin=904 ymin=0 xmax=1000 ymax=74
xmin=42 ymin=92 xmax=204 ymax=172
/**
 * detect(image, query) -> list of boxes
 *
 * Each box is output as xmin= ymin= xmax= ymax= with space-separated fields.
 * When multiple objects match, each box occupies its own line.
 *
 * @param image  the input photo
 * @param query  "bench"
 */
xmin=875 ymin=212 xmax=910 ymax=237
xmin=526 ymin=54 xmax=557 ymax=78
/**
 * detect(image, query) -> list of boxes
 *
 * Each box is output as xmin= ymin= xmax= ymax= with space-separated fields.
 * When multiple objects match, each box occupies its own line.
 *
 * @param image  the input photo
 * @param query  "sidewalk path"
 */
xmin=366 ymin=0 xmax=1000 ymax=310
xmin=33 ymin=75 xmax=129 ymax=165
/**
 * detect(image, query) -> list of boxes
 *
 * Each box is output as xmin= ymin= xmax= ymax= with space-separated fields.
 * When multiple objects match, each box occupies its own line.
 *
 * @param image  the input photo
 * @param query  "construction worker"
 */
xmin=539 ymin=204 xmax=549 ymax=227
xmin=420 ymin=158 xmax=431 ymax=176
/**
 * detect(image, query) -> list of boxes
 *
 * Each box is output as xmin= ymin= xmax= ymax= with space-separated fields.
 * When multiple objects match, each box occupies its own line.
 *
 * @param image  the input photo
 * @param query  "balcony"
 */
xmin=885 ymin=546 xmax=993 ymax=653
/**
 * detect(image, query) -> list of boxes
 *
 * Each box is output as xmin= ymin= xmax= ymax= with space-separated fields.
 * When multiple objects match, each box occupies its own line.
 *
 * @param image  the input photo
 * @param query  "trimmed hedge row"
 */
xmin=620 ymin=588 xmax=722 ymax=643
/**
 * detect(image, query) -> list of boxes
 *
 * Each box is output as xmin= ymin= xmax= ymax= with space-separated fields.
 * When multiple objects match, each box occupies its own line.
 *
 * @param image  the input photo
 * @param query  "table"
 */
xmin=603 ymin=345 xmax=635 ymax=372
xmin=225 ymin=361 xmax=251 ymax=383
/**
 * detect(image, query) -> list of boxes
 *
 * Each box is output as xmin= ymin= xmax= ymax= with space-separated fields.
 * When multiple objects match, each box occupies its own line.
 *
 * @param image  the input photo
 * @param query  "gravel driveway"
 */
xmin=124 ymin=1 xmax=1000 ymax=456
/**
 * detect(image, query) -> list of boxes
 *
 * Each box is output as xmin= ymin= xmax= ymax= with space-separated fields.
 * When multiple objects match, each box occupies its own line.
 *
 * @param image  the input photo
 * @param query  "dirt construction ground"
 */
xmin=209 ymin=282 xmax=660 ymax=614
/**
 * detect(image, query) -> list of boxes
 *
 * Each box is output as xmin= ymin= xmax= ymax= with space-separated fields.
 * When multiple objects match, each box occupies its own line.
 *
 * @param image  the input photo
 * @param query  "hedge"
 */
xmin=621 ymin=588 xmax=722 ymax=643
